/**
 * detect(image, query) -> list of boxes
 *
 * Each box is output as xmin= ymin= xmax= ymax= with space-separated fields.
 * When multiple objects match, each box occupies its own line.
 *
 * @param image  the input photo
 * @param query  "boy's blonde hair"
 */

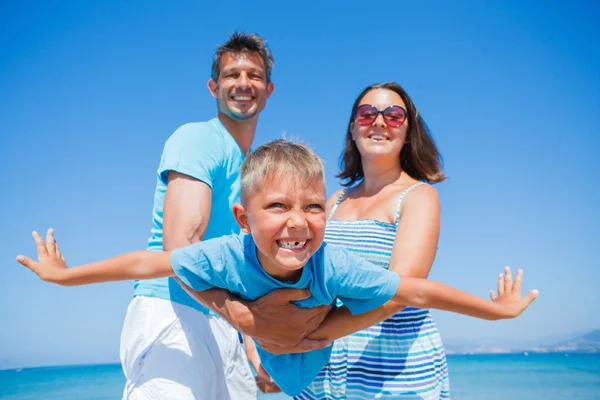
xmin=241 ymin=139 xmax=325 ymax=203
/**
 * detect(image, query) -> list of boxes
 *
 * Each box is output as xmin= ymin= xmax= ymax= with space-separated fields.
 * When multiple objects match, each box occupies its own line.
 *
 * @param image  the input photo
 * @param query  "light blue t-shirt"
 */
xmin=133 ymin=118 xmax=245 ymax=313
xmin=171 ymin=233 xmax=401 ymax=396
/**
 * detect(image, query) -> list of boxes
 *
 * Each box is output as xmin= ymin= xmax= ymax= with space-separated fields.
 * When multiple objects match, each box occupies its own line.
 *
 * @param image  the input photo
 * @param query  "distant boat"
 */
xmin=523 ymin=352 xmax=529 ymax=356
xmin=15 ymin=368 xmax=22 ymax=372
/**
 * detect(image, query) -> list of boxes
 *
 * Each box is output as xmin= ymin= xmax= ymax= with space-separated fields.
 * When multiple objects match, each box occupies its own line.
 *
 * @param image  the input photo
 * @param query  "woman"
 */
xmin=298 ymin=82 xmax=449 ymax=399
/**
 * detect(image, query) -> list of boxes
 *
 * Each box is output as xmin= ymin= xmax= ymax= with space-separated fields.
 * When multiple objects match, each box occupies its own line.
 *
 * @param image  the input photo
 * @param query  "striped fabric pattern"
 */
xmin=297 ymin=183 xmax=450 ymax=399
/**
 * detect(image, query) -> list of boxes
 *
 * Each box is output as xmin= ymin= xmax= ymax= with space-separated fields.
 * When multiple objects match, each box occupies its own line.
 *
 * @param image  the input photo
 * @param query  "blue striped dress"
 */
xmin=297 ymin=183 xmax=450 ymax=399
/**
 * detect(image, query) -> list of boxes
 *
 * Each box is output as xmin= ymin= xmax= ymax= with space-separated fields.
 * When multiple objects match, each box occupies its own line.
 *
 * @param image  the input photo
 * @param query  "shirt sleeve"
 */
xmin=158 ymin=123 xmax=223 ymax=187
xmin=170 ymin=237 xmax=231 ymax=292
xmin=327 ymin=246 xmax=400 ymax=315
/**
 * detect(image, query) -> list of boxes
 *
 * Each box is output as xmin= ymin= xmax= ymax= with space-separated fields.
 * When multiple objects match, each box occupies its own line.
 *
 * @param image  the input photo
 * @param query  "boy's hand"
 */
xmin=16 ymin=229 xmax=68 ymax=284
xmin=254 ymin=364 xmax=282 ymax=394
xmin=489 ymin=266 xmax=539 ymax=318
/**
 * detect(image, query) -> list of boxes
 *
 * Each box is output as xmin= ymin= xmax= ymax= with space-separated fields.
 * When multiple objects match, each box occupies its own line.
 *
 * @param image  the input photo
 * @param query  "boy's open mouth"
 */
xmin=276 ymin=240 xmax=308 ymax=250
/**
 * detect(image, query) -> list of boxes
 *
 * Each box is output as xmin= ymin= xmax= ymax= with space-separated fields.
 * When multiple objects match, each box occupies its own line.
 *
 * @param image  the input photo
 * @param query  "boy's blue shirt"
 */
xmin=171 ymin=233 xmax=401 ymax=396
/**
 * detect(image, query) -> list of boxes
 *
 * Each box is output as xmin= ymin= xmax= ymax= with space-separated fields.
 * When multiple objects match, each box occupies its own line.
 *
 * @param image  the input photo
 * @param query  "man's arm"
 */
xmin=163 ymin=172 xmax=245 ymax=323
xmin=178 ymin=282 xmax=332 ymax=352
xmin=163 ymin=172 xmax=232 ymax=311
xmin=166 ymin=172 xmax=332 ymax=352
xmin=163 ymin=171 xmax=212 ymax=249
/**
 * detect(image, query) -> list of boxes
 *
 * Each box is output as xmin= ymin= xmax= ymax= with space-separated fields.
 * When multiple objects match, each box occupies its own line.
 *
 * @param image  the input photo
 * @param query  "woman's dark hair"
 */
xmin=338 ymin=82 xmax=446 ymax=186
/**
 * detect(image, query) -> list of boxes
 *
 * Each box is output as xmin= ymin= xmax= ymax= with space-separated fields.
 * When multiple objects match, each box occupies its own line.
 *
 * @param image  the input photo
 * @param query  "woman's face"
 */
xmin=352 ymin=88 xmax=409 ymax=164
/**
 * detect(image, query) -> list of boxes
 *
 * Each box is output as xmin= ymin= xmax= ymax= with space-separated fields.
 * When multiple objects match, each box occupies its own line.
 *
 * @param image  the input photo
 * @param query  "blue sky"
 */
xmin=1 ymin=1 xmax=599 ymax=369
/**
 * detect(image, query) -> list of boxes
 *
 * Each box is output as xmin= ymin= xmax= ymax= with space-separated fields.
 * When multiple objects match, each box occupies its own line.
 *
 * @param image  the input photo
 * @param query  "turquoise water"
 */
xmin=1 ymin=354 xmax=599 ymax=399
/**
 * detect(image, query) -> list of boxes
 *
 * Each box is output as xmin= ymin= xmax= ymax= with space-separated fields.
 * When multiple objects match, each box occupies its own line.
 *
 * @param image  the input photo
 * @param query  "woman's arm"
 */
xmin=308 ymin=185 xmax=440 ymax=341
xmin=16 ymin=229 xmax=174 ymax=286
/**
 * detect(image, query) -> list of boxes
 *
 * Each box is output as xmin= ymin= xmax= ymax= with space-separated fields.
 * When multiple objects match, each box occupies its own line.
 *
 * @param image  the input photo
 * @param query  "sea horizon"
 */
xmin=1 ymin=353 xmax=599 ymax=399
xmin=3 ymin=350 xmax=599 ymax=373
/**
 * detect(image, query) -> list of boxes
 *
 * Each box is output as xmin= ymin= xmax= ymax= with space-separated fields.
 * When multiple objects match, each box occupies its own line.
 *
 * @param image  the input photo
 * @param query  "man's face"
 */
xmin=208 ymin=52 xmax=274 ymax=121
xmin=233 ymin=174 xmax=326 ymax=282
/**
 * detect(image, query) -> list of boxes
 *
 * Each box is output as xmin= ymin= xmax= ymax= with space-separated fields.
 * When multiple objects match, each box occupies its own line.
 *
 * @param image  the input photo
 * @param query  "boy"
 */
xmin=17 ymin=140 xmax=539 ymax=396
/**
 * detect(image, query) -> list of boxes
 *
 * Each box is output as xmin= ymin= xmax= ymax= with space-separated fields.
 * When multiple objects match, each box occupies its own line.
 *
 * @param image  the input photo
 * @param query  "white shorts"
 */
xmin=119 ymin=296 xmax=257 ymax=400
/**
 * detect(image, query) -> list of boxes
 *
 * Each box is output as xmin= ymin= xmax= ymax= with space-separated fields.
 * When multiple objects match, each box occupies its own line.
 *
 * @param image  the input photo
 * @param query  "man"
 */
xmin=120 ymin=32 xmax=330 ymax=399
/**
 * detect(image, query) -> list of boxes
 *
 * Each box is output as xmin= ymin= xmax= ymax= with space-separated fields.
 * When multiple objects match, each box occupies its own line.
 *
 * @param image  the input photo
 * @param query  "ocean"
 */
xmin=1 ymin=354 xmax=599 ymax=399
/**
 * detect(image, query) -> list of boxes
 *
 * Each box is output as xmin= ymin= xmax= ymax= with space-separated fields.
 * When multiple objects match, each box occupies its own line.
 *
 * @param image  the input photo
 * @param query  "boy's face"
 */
xmin=233 ymin=174 xmax=327 ymax=282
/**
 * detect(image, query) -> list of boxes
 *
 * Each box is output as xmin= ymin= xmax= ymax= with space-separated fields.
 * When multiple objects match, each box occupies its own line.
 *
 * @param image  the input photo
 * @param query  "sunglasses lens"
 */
xmin=383 ymin=106 xmax=406 ymax=127
xmin=355 ymin=105 xmax=377 ymax=125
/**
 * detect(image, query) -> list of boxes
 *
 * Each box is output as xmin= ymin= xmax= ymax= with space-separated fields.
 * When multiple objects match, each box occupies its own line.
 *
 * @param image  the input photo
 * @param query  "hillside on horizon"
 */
xmin=444 ymin=329 xmax=600 ymax=355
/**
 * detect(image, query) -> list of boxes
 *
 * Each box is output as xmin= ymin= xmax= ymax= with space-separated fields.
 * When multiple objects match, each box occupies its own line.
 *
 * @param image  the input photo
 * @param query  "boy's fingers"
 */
xmin=46 ymin=229 xmax=56 ymax=254
xmin=32 ymin=231 xmax=49 ymax=256
xmin=504 ymin=266 xmax=513 ymax=291
xmin=255 ymin=378 xmax=281 ymax=394
xmin=521 ymin=289 xmax=539 ymax=308
xmin=16 ymin=255 xmax=38 ymax=271
xmin=512 ymin=269 xmax=523 ymax=293
xmin=523 ymin=289 xmax=540 ymax=305
xmin=489 ymin=290 xmax=497 ymax=301
xmin=53 ymin=232 xmax=64 ymax=257
xmin=497 ymin=273 xmax=504 ymax=295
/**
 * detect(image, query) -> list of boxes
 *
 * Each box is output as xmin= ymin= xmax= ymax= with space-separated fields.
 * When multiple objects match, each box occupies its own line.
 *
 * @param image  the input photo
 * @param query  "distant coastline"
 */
xmin=444 ymin=329 xmax=600 ymax=355
xmin=0 ymin=361 xmax=121 ymax=373
xmin=2 ymin=330 xmax=599 ymax=371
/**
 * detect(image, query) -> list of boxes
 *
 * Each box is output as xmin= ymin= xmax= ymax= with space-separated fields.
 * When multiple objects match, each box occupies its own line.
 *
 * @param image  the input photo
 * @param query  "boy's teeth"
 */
xmin=233 ymin=96 xmax=252 ymax=101
xmin=278 ymin=240 xmax=307 ymax=249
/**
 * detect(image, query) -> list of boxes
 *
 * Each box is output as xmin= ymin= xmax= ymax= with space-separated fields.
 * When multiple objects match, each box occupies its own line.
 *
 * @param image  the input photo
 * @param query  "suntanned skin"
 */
xmin=298 ymin=88 xmax=443 ymax=342
xmin=15 ymin=227 xmax=537 ymax=396
xmin=159 ymin=50 xmax=331 ymax=361
xmin=17 ymin=229 xmax=538 ymax=324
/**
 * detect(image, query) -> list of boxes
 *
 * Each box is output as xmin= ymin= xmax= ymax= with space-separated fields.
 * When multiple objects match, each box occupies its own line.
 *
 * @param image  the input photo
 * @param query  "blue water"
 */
xmin=1 ymin=354 xmax=599 ymax=399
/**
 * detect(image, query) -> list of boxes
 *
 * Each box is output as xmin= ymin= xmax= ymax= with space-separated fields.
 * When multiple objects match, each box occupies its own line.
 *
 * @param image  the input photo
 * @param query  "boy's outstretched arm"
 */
xmin=16 ymin=229 xmax=174 ymax=286
xmin=393 ymin=267 xmax=538 ymax=320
